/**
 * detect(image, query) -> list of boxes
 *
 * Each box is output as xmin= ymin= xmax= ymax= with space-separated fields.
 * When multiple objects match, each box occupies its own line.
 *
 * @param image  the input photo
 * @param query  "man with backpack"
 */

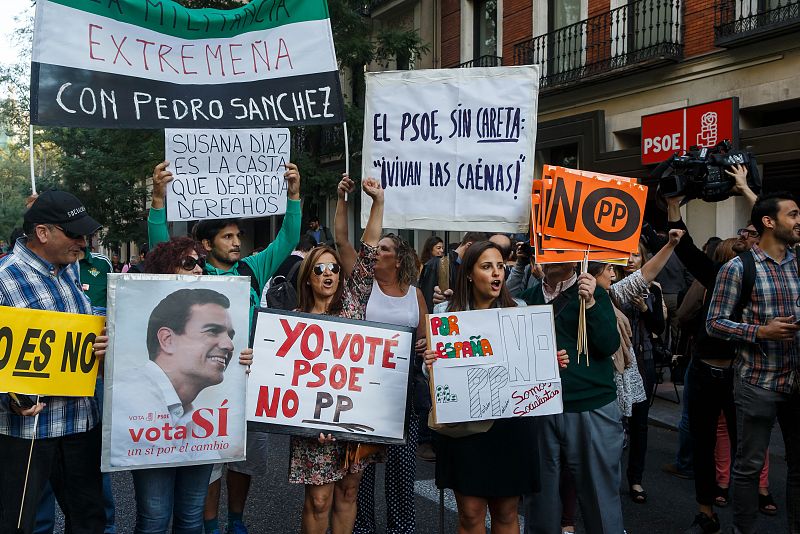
xmin=707 ymin=191 xmax=800 ymax=534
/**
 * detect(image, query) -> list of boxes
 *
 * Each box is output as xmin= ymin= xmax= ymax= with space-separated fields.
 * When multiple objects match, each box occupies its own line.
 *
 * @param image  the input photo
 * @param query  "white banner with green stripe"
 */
xmin=31 ymin=0 xmax=344 ymax=128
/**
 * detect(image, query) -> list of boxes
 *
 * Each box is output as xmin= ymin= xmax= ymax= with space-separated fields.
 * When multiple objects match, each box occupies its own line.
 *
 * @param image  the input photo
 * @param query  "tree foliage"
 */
xmin=0 ymin=145 xmax=35 ymax=242
xmin=39 ymin=128 xmax=161 ymax=245
xmin=296 ymin=0 xmax=429 ymax=211
xmin=0 ymin=0 xmax=428 ymax=243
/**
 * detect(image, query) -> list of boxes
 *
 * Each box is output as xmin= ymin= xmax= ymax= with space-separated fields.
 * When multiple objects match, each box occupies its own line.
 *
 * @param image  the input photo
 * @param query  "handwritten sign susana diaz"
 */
xmin=165 ymin=128 xmax=290 ymax=222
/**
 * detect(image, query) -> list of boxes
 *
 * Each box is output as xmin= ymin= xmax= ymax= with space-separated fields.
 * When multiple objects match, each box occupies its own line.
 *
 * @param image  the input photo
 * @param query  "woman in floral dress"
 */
xmin=288 ymin=178 xmax=385 ymax=534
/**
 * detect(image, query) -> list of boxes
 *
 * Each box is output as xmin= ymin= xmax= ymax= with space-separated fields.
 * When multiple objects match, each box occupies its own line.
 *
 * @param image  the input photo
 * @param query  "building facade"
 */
xmin=440 ymin=0 xmax=800 ymax=242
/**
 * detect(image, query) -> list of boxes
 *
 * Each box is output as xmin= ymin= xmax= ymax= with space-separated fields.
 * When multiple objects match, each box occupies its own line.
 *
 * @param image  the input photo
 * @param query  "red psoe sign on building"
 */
xmin=641 ymin=98 xmax=739 ymax=165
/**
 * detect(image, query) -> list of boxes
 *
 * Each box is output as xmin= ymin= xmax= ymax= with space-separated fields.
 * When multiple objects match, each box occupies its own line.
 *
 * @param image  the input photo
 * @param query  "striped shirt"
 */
xmin=0 ymin=239 xmax=101 ymax=439
xmin=706 ymin=245 xmax=800 ymax=393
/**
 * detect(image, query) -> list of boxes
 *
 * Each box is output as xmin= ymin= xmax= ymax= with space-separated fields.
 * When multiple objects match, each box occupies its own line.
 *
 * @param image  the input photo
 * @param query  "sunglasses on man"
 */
xmin=51 ymin=225 xmax=86 ymax=240
xmin=737 ymin=228 xmax=759 ymax=239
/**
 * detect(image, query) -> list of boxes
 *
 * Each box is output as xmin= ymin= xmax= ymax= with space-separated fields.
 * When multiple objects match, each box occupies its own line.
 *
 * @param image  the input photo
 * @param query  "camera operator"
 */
xmin=664 ymin=164 xmax=759 ymax=533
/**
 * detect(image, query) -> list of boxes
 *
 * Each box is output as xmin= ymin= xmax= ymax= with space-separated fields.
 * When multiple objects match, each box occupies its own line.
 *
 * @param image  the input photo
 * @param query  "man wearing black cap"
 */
xmin=0 ymin=190 xmax=110 ymax=534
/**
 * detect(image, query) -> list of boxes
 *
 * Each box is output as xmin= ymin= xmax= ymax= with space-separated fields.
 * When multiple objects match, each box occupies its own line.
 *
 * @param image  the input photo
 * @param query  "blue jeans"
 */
xmin=732 ymin=376 xmax=800 ymax=534
xmin=131 ymin=464 xmax=213 ymax=534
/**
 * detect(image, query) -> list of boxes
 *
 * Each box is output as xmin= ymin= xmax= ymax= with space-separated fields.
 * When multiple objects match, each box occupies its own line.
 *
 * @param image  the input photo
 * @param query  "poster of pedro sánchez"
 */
xmin=102 ymin=274 xmax=250 ymax=471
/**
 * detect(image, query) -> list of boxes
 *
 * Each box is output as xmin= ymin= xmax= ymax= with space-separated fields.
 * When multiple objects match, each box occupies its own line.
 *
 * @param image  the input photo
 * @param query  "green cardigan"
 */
xmin=147 ymin=199 xmax=302 ymax=330
xmin=521 ymin=282 xmax=620 ymax=413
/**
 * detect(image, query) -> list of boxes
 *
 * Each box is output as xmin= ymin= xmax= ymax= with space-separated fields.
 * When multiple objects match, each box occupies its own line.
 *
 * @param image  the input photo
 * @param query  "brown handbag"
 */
xmin=344 ymin=442 xmax=385 ymax=469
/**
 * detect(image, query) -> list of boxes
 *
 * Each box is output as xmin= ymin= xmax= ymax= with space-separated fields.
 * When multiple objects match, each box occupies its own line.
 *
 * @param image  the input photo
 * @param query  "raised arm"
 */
xmin=640 ymin=229 xmax=684 ymax=283
xmin=666 ymin=196 xmax=718 ymax=288
xmin=728 ymin=164 xmax=757 ymax=208
xmin=414 ymin=287 xmax=429 ymax=355
xmin=240 ymin=163 xmax=302 ymax=286
xmin=361 ymin=178 xmax=384 ymax=247
xmin=334 ymin=174 xmax=357 ymax=277
xmin=148 ymin=160 xmax=173 ymax=248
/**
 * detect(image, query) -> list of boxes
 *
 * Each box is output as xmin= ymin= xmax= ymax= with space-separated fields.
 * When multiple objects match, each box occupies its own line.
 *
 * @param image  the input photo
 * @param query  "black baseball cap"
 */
xmin=24 ymin=190 xmax=102 ymax=236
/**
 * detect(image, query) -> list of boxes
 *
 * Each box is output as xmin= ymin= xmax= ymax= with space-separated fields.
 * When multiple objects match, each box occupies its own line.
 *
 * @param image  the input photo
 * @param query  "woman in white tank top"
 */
xmin=335 ymin=175 xmax=428 ymax=534
xmin=365 ymin=256 xmax=421 ymax=328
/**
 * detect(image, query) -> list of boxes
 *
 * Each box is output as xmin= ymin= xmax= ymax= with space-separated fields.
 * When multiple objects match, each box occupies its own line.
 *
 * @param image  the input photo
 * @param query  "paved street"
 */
xmin=54 ymin=390 xmax=790 ymax=533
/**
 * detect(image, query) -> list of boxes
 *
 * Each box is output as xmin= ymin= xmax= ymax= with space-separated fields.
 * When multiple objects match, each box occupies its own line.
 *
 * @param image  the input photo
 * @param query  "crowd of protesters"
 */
xmin=1 ymin=159 xmax=799 ymax=534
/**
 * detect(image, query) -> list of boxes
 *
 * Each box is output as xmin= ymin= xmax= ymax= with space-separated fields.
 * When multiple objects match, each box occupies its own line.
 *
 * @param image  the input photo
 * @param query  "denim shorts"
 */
xmin=210 ymin=430 xmax=269 ymax=483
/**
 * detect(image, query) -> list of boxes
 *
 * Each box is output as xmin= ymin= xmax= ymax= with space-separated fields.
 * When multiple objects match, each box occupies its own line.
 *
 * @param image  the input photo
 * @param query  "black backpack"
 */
xmin=691 ymin=251 xmax=757 ymax=359
xmin=264 ymin=261 xmax=302 ymax=310
xmin=235 ymin=261 xmax=263 ymax=297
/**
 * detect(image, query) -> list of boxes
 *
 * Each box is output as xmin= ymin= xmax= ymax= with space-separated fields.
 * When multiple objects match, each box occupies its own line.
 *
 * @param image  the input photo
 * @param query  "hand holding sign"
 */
xmin=239 ymin=348 xmax=254 ymax=373
xmin=284 ymin=162 xmax=301 ymax=200
xmin=93 ymin=329 xmax=109 ymax=363
xmin=151 ymin=161 xmax=174 ymax=210
xmin=577 ymin=273 xmax=596 ymax=308
xmin=10 ymin=396 xmax=46 ymax=417
xmin=338 ymin=174 xmax=355 ymax=200
xmin=423 ymin=348 xmax=437 ymax=371
xmin=557 ymin=349 xmax=569 ymax=368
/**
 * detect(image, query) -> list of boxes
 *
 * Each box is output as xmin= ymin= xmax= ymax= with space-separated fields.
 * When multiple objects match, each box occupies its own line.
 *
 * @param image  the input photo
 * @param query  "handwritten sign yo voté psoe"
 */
xmin=248 ymin=310 xmax=415 ymax=444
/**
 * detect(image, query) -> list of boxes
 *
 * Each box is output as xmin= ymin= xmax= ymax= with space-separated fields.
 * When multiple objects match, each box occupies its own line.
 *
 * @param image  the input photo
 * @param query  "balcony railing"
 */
xmin=715 ymin=0 xmax=800 ymax=46
xmin=319 ymin=125 xmax=345 ymax=159
xmin=513 ymin=0 xmax=682 ymax=89
xmin=290 ymin=125 xmax=344 ymax=161
xmin=456 ymin=55 xmax=503 ymax=68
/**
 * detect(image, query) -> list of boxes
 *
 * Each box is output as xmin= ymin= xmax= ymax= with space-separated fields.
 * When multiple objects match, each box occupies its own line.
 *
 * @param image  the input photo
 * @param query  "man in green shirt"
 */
xmin=519 ymin=262 xmax=623 ymax=534
xmin=148 ymin=160 xmax=302 ymax=534
xmin=79 ymin=246 xmax=112 ymax=309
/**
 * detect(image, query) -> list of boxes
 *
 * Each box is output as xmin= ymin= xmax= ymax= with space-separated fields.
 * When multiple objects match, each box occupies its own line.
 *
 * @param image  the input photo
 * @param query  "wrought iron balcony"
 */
xmin=290 ymin=125 xmax=344 ymax=161
xmin=513 ymin=0 xmax=682 ymax=89
xmin=456 ymin=55 xmax=503 ymax=68
xmin=715 ymin=0 xmax=800 ymax=46
xmin=319 ymin=125 xmax=345 ymax=159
